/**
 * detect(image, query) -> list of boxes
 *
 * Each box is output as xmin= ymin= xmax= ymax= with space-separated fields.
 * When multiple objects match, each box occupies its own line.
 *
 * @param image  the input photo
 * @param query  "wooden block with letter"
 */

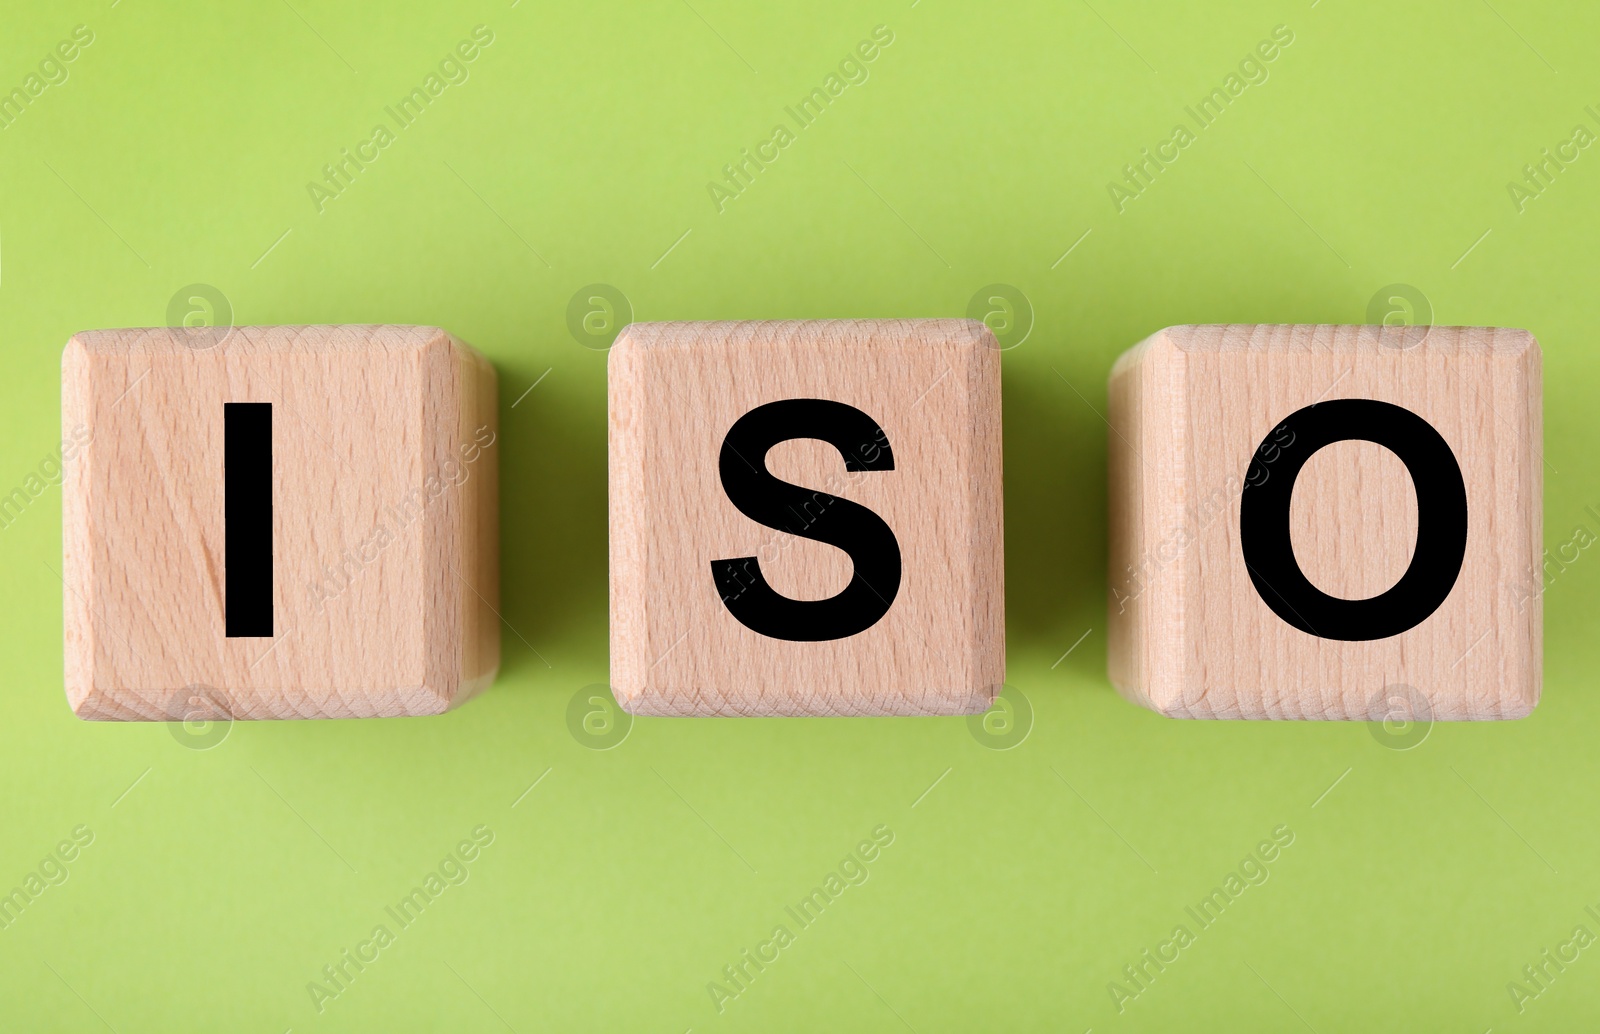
xmin=609 ymin=319 xmax=1004 ymax=716
xmin=1108 ymin=324 xmax=1541 ymax=721
xmin=62 ymin=324 xmax=499 ymax=721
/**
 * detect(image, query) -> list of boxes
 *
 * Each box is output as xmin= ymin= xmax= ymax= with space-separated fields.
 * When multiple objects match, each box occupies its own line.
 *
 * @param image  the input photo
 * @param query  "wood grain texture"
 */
xmin=62 ymin=325 xmax=499 ymax=720
xmin=1108 ymin=324 xmax=1541 ymax=721
xmin=609 ymin=319 xmax=1004 ymax=716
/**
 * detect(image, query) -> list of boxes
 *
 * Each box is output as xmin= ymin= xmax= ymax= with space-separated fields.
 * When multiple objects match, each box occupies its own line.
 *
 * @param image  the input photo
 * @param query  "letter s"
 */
xmin=712 ymin=399 xmax=901 ymax=641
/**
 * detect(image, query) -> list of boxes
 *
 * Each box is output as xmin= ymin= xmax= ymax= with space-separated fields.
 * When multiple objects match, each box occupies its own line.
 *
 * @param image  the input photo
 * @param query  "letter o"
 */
xmin=1238 ymin=399 xmax=1467 ymax=641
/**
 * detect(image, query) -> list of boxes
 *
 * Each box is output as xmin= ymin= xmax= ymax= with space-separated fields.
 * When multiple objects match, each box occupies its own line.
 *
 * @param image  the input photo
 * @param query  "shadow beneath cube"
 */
xmin=493 ymin=364 xmax=609 ymax=679
xmin=1001 ymin=359 xmax=1109 ymax=682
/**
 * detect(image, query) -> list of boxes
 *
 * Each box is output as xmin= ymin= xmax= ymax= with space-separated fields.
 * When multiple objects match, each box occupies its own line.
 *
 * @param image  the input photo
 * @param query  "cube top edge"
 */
xmin=611 ymin=318 xmax=996 ymax=356
xmin=63 ymin=324 xmax=465 ymax=360
xmin=1134 ymin=323 xmax=1538 ymax=356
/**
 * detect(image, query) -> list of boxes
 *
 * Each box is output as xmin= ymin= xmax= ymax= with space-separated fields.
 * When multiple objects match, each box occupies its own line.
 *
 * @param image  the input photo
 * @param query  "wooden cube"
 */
xmin=609 ymin=319 xmax=1004 ymax=716
xmin=62 ymin=325 xmax=499 ymax=720
xmin=1107 ymin=324 xmax=1541 ymax=721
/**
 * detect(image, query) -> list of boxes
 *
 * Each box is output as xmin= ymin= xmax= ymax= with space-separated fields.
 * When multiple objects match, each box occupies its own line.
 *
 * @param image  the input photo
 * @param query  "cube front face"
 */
xmin=609 ymin=319 xmax=1004 ymax=717
xmin=63 ymin=325 xmax=499 ymax=721
xmin=1109 ymin=324 xmax=1541 ymax=721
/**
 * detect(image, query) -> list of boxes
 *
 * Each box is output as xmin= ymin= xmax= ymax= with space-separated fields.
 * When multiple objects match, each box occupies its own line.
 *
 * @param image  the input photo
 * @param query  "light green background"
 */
xmin=2 ymin=0 xmax=1598 ymax=1030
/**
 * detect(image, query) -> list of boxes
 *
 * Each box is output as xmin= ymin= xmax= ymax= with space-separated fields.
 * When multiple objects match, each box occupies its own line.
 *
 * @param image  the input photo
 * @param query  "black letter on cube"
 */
xmin=1239 ymin=398 xmax=1467 ymax=641
xmin=224 ymin=402 xmax=273 ymax=638
xmin=712 ymin=399 xmax=901 ymax=641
